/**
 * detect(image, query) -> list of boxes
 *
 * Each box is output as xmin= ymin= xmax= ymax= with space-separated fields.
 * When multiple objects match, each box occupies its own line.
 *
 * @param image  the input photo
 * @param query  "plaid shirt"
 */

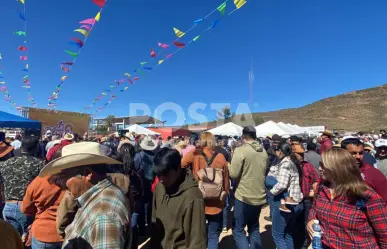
xmin=63 ymin=179 xmax=131 ymax=249
xmin=301 ymin=161 xmax=319 ymax=198
xmin=269 ymin=157 xmax=303 ymax=203
xmin=309 ymin=184 xmax=387 ymax=249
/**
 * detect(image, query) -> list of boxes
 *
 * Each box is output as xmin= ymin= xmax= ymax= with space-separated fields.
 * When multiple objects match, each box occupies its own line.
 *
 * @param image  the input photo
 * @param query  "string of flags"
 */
xmin=0 ymin=54 xmax=23 ymax=113
xmin=15 ymin=0 xmax=37 ymax=107
xmin=47 ymin=0 xmax=107 ymax=109
xmin=85 ymin=0 xmax=247 ymax=116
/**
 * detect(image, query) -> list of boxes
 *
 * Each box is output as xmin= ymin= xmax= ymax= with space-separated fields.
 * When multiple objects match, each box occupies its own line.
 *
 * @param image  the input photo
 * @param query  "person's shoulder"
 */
xmin=363 ymin=188 xmax=385 ymax=204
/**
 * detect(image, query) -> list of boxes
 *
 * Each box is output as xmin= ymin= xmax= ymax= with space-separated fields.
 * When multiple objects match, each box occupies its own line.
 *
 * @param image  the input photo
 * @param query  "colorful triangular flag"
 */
xmin=173 ymin=27 xmax=185 ymax=38
xmin=217 ymin=2 xmax=227 ymax=15
xmin=234 ymin=0 xmax=246 ymax=9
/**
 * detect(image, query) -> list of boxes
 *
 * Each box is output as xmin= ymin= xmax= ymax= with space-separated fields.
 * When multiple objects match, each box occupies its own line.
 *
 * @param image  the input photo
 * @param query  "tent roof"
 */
xmin=255 ymin=121 xmax=288 ymax=137
xmin=277 ymin=122 xmax=300 ymax=135
xmin=0 ymin=111 xmax=41 ymax=129
xmin=208 ymin=122 xmax=243 ymax=137
xmin=126 ymin=124 xmax=161 ymax=135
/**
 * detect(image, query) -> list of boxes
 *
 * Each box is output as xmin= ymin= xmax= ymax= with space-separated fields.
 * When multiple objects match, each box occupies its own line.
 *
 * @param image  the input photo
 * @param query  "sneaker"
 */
xmin=285 ymin=197 xmax=298 ymax=205
xmin=279 ymin=203 xmax=291 ymax=213
xmin=222 ymin=228 xmax=228 ymax=233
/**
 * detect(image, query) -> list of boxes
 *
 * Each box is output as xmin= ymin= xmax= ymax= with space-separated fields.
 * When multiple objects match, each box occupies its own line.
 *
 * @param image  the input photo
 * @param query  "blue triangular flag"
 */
xmin=19 ymin=11 xmax=26 ymax=21
xmin=194 ymin=18 xmax=203 ymax=24
xmin=68 ymin=41 xmax=82 ymax=48
xmin=211 ymin=20 xmax=219 ymax=29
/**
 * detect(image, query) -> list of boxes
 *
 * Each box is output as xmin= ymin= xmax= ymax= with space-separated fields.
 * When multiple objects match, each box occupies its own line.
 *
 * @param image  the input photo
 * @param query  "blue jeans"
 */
xmin=265 ymin=176 xmax=289 ymax=198
xmin=32 ymin=237 xmax=62 ymax=249
xmin=222 ymin=193 xmax=231 ymax=229
xmin=2 ymin=202 xmax=32 ymax=236
xmin=131 ymin=199 xmax=144 ymax=249
xmin=271 ymin=200 xmax=303 ymax=249
xmin=232 ymin=199 xmax=262 ymax=249
xmin=207 ymin=213 xmax=222 ymax=249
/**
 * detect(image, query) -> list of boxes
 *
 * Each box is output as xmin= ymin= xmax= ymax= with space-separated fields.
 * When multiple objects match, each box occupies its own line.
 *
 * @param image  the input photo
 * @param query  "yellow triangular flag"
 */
xmin=234 ymin=0 xmax=246 ymax=9
xmin=173 ymin=27 xmax=185 ymax=38
xmin=95 ymin=12 xmax=101 ymax=22
xmin=158 ymin=60 xmax=164 ymax=65
xmin=74 ymin=29 xmax=88 ymax=37
xmin=20 ymin=0 xmax=25 ymax=4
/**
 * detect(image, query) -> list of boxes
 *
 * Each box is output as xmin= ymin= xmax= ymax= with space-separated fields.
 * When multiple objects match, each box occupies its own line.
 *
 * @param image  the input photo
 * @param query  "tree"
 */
xmin=253 ymin=115 xmax=265 ymax=126
xmin=105 ymin=115 xmax=115 ymax=132
xmin=217 ymin=106 xmax=233 ymax=122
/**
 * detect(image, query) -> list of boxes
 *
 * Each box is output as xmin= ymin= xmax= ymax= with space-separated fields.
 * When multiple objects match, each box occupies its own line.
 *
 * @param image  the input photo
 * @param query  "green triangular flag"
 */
xmin=15 ymin=31 xmax=26 ymax=36
xmin=64 ymin=50 xmax=78 ymax=58
xmin=217 ymin=2 xmax=227 ymax=16
xmin=193 ymin=35 xmax=200 ymax=42
xmin=140 ymin=62 xmax=147 ymax=66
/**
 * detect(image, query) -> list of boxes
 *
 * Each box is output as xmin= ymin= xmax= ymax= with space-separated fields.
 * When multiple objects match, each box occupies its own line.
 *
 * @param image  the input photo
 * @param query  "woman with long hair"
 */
xmin=181 ymin=132 xmax=229 ymax=249
xmin=266 ymin=142 xmax=304 ymax=249
xmin=117 ymin=143 xmax=144 ymax=249
xmin=307 ymin=148 xmax=387 ymax=249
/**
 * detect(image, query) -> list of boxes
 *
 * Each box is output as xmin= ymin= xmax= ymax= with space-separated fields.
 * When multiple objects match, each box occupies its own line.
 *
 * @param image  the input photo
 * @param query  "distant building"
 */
xmin=91 ymin=115 xmax=164 ymax=131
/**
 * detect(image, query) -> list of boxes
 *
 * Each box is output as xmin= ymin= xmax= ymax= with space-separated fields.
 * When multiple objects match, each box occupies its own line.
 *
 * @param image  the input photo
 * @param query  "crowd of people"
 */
xmin=0 ymin=126 xmax=386 ymax=249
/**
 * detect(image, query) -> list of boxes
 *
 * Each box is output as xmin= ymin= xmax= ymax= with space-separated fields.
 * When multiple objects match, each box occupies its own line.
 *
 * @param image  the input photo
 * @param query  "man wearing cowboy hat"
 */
xmin=319 ymin=130 xmax=333 ymax=155
xmin=133 ymin=136 xmax=159 ymax=233
xmin=39 ymin=142 xmax=132 ymax=249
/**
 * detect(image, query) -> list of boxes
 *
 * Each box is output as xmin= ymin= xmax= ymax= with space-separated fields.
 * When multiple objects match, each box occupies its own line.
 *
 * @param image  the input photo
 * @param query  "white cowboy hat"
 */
xmin=140 ymin=136 xmax=158 ymax=151
xmin=124 ymin=132 xmax=135 ymax=141
xmin=39 ymin=142 xmax=121 ymax=177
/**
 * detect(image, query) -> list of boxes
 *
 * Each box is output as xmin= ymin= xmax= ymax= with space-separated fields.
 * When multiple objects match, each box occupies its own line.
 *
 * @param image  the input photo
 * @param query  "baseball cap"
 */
xmin=375 ymin=139 xmax=387 ymax=148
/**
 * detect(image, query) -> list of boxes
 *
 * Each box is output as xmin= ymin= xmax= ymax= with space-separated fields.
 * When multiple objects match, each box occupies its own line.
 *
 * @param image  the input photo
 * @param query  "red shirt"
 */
xmin=301 ymin=161 xmax=319 ymax=198
xmin=319 ymin=138 xmax=333 ymax=155
xmin=309 ymin=185 xmax=387 ymax=249
xmin=360 ymin=162 xmax=387 ymax=205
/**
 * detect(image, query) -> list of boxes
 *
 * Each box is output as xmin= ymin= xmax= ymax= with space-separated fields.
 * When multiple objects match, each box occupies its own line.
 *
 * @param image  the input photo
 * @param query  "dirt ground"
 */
xmin=138 ymin=206 xmax=277 ymax=249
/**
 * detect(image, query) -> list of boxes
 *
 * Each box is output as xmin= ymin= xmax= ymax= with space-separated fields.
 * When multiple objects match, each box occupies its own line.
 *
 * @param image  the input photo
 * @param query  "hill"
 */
xmin=244 ymin=84 xmax=387 ymax=131
xmin=193 ymin=84 xmax=387 ymax=132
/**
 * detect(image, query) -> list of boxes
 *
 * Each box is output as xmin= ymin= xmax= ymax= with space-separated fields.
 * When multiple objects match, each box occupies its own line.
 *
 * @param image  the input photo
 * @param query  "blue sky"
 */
xmin=1 ymin=0 xmax=387 ymax=125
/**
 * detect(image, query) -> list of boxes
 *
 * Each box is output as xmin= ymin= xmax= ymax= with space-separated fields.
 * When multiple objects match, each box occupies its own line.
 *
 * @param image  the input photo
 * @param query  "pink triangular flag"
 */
xmin=79 ymin=18 xmax=96 ymax=25
xmin=80 ymin=25 xmax=92 ymax=31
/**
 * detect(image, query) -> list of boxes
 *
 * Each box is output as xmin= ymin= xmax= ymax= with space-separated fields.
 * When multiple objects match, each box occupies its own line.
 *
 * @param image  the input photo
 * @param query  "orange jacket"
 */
xmin=181 ymin=147 xmax=229 ymax=215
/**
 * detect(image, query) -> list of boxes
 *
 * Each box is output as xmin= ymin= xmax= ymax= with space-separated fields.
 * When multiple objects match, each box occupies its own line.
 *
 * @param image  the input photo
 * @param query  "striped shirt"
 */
xmin=62 ymin=179 xmax=131 ymax=249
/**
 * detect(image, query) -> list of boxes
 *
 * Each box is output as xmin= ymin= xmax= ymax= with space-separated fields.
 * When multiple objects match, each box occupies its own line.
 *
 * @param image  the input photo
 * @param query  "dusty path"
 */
xmin=138 ymin=206 xmax=277 ymax=249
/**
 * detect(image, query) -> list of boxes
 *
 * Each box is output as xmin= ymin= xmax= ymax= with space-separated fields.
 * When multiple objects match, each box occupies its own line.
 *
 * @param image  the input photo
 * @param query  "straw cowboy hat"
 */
xmin=292 ymin=144 xmax=305 ymax=154
xmin=140 ymin=136 xmax=158 ymax=151
xmin=39 ymin=142 xmax=121 ymax=177
xmin=64 ymin=133 xmax=74 ymax=141
xmin=322 ymin=130 xmax=333 ymax=137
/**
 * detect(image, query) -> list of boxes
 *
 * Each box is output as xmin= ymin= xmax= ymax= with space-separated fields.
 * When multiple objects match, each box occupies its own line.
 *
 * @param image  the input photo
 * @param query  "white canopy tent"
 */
xmin=208 ymin=122 xmax=243 ymax=137
xmin=255 ymin=121 xmax=288 ymax=137
xmin=277 ymin=122 xmax=300 ymax=135
xmin=126 ymin=124 xmax=161 ymax=135
xmin=286 ymin=123 xmax=306 ymax=134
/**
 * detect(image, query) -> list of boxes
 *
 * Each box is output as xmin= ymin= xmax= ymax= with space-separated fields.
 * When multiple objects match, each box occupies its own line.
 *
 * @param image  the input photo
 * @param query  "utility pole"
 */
xmin=248 ymin=59 xmax=254 ymax=109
